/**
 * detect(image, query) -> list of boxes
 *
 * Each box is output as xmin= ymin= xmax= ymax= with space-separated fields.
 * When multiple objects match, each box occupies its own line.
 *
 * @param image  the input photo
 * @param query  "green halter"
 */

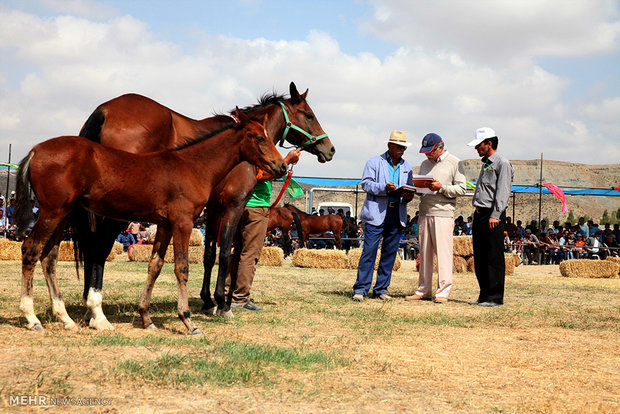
xmin=278 ymin=101 xmax=328 ymax=149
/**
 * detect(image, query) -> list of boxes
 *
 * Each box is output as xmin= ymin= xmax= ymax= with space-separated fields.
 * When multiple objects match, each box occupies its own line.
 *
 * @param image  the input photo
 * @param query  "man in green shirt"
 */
xmin=226 ymin=149 xmax=301 ymax=311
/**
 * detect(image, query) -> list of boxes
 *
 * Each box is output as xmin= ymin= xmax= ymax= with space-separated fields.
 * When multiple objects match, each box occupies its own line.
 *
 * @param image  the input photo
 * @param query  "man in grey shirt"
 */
xmin=467 ymin=127 xmax=514 ymax=307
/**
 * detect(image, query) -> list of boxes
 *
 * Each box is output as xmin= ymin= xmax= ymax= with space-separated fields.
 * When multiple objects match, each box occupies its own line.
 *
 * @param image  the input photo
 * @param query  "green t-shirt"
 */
xmin=245 ymin=181 xmax=272 ymax=207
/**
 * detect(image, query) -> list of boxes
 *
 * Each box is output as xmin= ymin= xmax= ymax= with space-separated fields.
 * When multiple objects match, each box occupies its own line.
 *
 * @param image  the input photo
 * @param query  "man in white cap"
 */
xmin=406 ymin=133 xmax=466 ymax=304
xmin=352 ymin=131 xmax=414 ymax=301
xmin=467 ymin=127 xmax=513 ymax=307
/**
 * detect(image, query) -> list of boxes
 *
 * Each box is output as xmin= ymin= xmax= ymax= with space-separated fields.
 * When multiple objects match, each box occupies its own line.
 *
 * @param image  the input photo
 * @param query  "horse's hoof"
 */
xmin=145 ymin=323 xmax=158 ymax=330
xmin=89 ymin=318 xmax=115 ymax=331
xmin=190 ymin=328 xmax=202 ymax=335
xmin=216 ymin=309 xmax=234 ymax=319
xmin=202 ymin=306 xmax=216 ymax=316
xmin=64 ymin=322 xmax=78 ymax=331
xmin=31 ymin=324 xmax=43 ymax=332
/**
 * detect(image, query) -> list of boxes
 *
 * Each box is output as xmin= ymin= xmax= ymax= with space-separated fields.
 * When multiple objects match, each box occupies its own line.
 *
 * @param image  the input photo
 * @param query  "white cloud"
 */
xmin=0 ymin=3 xmax=618 ymax=179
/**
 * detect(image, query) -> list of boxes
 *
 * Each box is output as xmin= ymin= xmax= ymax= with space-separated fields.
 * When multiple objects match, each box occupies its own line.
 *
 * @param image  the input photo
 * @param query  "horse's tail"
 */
xmin=79 ymin=108 xmax=105 ymax=143
xmin=13 ymin=152 xmax=35 ymax=239
xmin=291 ymin=210 xmax=304 ymax=246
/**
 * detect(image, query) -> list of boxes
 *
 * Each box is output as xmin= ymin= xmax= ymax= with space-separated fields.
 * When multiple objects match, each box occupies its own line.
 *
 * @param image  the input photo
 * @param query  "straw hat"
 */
xmin=385 ymin=130 xmax=411 ymax=147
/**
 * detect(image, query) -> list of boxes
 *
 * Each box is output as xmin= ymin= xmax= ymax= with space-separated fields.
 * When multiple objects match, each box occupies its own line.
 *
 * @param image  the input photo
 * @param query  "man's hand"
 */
xmin=284 ymin=148 xmax=302 ymax=166
xmin=489 ymin=217 xmax=499 ymax=229
xmin=386 ymin=182 xmax=397 ymax=192
xmin=428 ymin=180 xmax=442 ymax=192
xmin=402 ymin=192 xmax=414 ymax=202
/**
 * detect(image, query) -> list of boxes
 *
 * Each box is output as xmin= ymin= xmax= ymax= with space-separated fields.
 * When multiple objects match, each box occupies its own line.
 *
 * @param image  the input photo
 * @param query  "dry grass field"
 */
xmin=0 ymin=256 xmax=618 ymax=413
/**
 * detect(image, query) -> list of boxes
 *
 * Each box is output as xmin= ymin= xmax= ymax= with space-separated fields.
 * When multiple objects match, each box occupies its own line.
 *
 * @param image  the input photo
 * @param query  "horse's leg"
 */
xmin=199 ymin=219 xmax=218 ymax=315
xmin=214 ymin=208 xmax=244 ymax=318
xmin=137 ymin=227 xmax=172 ymax=330
xmin=282 ymin=233 xmax=292 ymax=257
xmin=335 ymin=234 xmax=343 ymax=250
xmin=20 ymin=213 xmax=65 ymax=331
xmin=171 ymin=223 xmax=201 ymax=335
xmin=40 ymin=226 xmax=77 ymax=330
xmin=85 ymin=218 xmax=125 ymax=330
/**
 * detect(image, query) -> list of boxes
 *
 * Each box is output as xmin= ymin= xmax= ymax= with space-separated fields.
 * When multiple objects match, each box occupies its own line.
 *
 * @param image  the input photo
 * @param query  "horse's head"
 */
xmin=235 ymin=108 xmax=287 ymax=179
xmin=278 ymin=82 xmax=335 ymax=163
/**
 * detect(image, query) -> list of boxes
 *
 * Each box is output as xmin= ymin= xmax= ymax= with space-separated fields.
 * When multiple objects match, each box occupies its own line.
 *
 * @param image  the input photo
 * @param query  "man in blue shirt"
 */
xmin=116 ymin=229 xmax=136 ymax=252
xmin=352 ymin=131 xmax=414 ymax=301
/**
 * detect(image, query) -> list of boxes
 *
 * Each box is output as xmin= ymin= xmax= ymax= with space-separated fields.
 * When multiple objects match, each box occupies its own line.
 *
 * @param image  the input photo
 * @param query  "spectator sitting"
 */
xmin=586 ymin=231 xmax=605 ymax=259
xmin=505 ymin=216 xmax=517 ymax=239
xmin=604 ymin=235 xmax=619 ymax=257
xmin=574 ymin=234 xmax=586 ymax=258
xmin=546 ymin=230 xmax=564 ymax=264
xmin=116 ymin=229 xmax=136 ymax=252
xmin=0 ymin=209 xmax=7 ymax=237
xmin=522 ymin=229 xmax=540 ymax=265
xmin=136 ymin=224 xmax=150 ymax=244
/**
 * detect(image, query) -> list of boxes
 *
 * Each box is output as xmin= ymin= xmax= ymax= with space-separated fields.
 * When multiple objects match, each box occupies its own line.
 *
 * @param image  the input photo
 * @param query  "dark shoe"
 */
xmin=352 ymin=293 xmax=364 ymax=302
xmin=477 ymin=301 xmax=503 ymax=307
xmin=231 ymin=299 xmax=263 ymax=312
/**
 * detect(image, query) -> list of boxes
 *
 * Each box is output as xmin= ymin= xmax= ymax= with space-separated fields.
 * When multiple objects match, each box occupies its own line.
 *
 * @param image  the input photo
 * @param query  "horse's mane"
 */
xmin=234 ymin=92 xmax=289 ymax=114
xmin=168 ymin=120 xmax=235 ymax=151
xmin=284 ymin=203 xmax=309 ymax=217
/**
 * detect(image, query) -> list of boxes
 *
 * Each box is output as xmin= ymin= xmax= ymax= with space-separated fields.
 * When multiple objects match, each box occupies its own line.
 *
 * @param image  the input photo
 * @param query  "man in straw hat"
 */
xmin=405 ymin=133 xmax=466 ymax=304
xmin=467 ymin=127 xmax=513 ymax=307
xmin=352 ymin=131 xmax=414 ymax=301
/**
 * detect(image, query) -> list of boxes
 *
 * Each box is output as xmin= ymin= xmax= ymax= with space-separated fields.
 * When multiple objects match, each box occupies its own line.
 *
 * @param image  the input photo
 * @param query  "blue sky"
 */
xmin=1 ymin=0 xmax=619 ymax=178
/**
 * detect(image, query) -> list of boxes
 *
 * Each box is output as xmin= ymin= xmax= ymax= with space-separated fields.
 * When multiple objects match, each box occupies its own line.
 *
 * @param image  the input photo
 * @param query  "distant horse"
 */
xmin=266 ymin=206 xmax=304 ymax=257
xmin=73 ymin=82 xmax=333 ymax=326
xmin=283 ymin=204 xmax=343 ymax=249
xmin=14 ymin=111 xmax=286 ymax=334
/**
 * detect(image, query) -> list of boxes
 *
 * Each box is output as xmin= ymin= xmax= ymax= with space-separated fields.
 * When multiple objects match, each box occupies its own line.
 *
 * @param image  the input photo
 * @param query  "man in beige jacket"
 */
xmin=406 ymin=133 xmax=466 ymax=303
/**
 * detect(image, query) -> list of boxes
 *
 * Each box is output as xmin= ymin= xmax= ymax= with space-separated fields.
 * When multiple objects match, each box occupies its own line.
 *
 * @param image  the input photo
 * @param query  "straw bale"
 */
xmin=606 ymin=257 xmax=620 ymax=276
xmin=189 ymin=229 xmax=204 ymax=246
xmin=127 ymin=244 xmax=204 ymax=264
xmin=453 ymin=256 xmax=468 ymax=273
xmin=0 ymin=238 xmax=22 ymax=260
xmin=106 ymin=248 xmax=116 ymax=261
xmin=257 ymin=246 xmax=284 ymax=266
xmin=293 ymin=248 xmax=348 ymax=269
xmin=113 ymin=241 xmax=124 ymax=255
xmin=346 ymin=248 xmax=401 ymax=271
xmin=143 ymin=225 xmax=203 ymax=246
xmin=466 ymin=256 xmax=475 ymax=272
xmin=512 ymin=253 xmax=521 ymax=267
xmin=559 ymin=259 xmax=619 ymax=279
xmin=453 ymin=236 xmax=473 ymax=257
xmin=58 ymin=241 xmax=75 ymax=261
xmin=504 ymin=254 xmax=515 ymax=275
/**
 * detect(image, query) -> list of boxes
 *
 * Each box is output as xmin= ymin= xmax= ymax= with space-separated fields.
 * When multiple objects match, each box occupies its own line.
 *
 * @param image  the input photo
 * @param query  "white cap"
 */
xmin=467 ymin=127 xmax=496 ymax=147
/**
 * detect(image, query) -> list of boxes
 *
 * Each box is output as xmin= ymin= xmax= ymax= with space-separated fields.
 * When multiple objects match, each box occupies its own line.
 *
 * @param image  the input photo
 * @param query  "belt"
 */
xmin=475 ymin=206 xmax=492 ymax=213
xmin=388 ymin=201 xmax=399 ymax=208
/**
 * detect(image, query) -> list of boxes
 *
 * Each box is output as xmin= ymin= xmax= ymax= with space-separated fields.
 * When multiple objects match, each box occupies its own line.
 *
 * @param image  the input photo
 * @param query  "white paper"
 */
xmin=412 ymin=175 xmax=436 ymax=194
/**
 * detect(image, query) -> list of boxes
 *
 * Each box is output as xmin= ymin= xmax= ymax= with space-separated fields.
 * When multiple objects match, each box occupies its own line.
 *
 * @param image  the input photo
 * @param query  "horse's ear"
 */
xmin=262 ymin=113 xmax=269 ymax=127
xmin=289 ymin=82 xmax=302 ymax=103
xmin=235 ymin=107 xmax=249 ymax=124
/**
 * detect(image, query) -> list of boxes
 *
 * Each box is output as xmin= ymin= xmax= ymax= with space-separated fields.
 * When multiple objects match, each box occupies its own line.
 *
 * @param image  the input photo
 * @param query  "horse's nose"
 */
xmin=277 ymin=161 xmax=287 ymax=177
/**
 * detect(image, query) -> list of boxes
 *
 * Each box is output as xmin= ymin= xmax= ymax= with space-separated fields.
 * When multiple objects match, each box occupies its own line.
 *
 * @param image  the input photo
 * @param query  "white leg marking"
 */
xmin=51 ymin=298 xmax=77 ymax=330
xmin=20 ymin=296 xmax=42 ymax=330
xmin=86 ymin=288 xmax=114 ymax=330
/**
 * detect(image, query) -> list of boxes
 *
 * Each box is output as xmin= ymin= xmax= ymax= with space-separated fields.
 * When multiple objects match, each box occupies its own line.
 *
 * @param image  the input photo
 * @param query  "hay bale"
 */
xmin=453 ymin=236 xmax=473 ymax=257
xmin=128 ymin=244 xmax=204 ymax=264
xmin=606 ymin=257 xmax=620 ymax=276
xmin=189 ymin=229 xmax=203 ymax=246
xmin=559 ymin=259 xmax=619 ymax=278
xmin=113 ymin=241 xmax=124 ymax=255
xmin=346 ymin=248 xmax=401 ymax=271
xmin=466 ymin=256 xmax=475 ymax=272
xmin=57 ymin=241 xmax=75 ymax=261
xmin=106 ymin=248 xmax=116 ymax=261
xmin=504 ymin=254 xmax=515 ymax=275
xmin=257 ymin=246 xmax=284 ymax=266
xmin=293 ymin=248 xmax=348 ymax=269
xmin=512 ymin=253 xmax=521 ymax=267
xmin=453 ymin=256 xmax=468 ymax=273
xmin=0 ymin=238 xmax=22 ymax=260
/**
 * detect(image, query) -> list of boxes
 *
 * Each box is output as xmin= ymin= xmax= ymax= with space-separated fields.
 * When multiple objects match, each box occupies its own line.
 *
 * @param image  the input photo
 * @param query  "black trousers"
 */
xmin=472 ymin=208 xmax=506 ymax=304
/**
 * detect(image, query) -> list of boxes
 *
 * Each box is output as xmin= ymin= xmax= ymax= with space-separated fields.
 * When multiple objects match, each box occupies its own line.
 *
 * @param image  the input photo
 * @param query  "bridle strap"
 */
xmin=278 ymin=101 xmax=328 ymax=149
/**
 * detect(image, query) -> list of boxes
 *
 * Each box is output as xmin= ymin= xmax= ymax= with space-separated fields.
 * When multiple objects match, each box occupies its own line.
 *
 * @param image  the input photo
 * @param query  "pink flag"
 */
xmin=543 ymin=182 xmax=568 ymax=212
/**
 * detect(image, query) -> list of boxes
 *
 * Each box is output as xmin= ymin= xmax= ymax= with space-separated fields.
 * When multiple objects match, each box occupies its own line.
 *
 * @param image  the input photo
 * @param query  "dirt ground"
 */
xmin=0 ymin=259 xmax=618 ymax=413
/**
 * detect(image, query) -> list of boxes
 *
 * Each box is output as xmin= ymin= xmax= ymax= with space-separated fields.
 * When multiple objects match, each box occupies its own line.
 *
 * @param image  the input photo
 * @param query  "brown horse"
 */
xmin=283 ymin=204 xmax=343 ymax=249
xmin=73 ymin=82 xmax=333 ymax=326
xmin=14 ymin=111 xmax=286 ymax=334
xmin=266 ymin=206 xmax=304 ymax=257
